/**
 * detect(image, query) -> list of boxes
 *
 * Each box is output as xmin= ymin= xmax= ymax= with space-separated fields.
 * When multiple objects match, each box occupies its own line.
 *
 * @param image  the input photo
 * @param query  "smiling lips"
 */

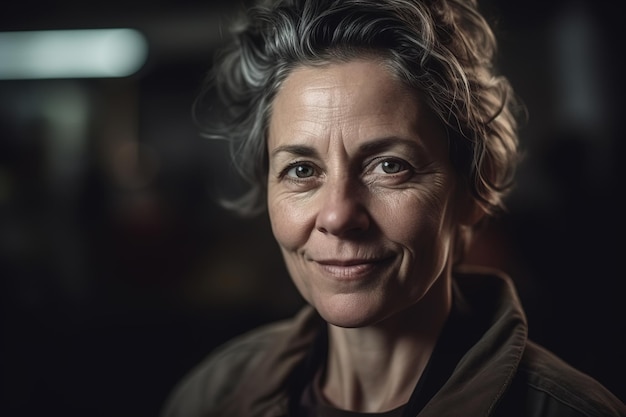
xmin=314 ymin=257 xmax=393 ymax=279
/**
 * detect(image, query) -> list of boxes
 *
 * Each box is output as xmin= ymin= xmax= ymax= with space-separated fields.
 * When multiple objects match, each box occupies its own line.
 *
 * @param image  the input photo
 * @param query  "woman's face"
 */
xmin=267 ymin=59 xmax=473 ymax=328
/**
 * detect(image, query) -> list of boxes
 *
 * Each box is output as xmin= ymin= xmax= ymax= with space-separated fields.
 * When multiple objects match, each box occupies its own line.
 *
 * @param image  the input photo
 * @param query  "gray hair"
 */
xmin=196 ymin=0 xmax=523 ymax=220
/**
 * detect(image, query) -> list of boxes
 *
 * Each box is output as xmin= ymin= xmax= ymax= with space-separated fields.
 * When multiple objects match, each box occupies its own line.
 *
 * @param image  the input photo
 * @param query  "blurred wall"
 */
xmin=1 ymin=1 xmax=624 ymax=416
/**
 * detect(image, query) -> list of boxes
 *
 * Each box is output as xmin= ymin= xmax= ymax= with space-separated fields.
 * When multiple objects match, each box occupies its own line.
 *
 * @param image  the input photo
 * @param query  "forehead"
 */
xmin=268 ymin=59 xmax=445 ymax=154
xmin=272 ymin=58 xmax=415 ymax=120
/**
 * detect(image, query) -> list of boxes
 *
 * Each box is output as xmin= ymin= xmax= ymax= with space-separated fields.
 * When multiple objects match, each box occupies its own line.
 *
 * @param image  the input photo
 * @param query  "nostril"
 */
xmin=315 ymin=209 xmax=370 ymax=237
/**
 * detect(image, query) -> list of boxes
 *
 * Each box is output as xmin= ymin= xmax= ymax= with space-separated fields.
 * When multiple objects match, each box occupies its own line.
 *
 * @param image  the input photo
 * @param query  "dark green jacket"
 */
xmin=161 ymin=267 xmax=626 ymax=417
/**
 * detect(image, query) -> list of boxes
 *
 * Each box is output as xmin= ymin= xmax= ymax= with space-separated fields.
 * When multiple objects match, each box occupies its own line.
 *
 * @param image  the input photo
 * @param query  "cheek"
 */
xmin=267 ymin=195 xmax=315 ymax=303
xmin=381 ymin=189 xmax=456 ymax=256
xmin=268 ymin=195 xmax=311 ymax=251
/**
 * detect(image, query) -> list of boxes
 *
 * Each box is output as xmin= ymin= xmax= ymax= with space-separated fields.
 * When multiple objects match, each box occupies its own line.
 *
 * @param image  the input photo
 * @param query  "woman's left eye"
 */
xmin=373 ymin=158 xmax=409 ymax=174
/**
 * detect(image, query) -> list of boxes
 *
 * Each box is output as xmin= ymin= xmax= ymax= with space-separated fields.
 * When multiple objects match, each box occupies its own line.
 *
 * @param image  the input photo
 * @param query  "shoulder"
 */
xmin=508 ymin=341 xmax=626 ymax=417
xmin=159 ymin=313 xmax=307 ymax=417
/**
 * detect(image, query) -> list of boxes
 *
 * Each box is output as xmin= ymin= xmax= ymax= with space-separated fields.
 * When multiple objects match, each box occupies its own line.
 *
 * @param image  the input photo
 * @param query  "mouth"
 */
xmin=314 ymin=257 xmax=394 ymax=279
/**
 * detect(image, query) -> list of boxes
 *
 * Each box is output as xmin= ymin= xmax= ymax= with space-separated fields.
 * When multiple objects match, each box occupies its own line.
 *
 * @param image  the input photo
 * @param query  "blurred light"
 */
xmin=0 ymin=29 xmax=148 ymax=80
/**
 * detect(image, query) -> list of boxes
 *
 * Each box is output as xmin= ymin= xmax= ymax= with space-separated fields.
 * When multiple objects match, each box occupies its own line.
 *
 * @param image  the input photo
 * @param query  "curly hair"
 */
xmin=195 ymin=0 xmax=523 ymax=220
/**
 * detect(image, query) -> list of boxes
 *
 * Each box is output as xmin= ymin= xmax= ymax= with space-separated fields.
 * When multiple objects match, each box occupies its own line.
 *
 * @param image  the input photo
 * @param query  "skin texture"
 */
xmin=266 ymin=58 xmax=481 ymax=411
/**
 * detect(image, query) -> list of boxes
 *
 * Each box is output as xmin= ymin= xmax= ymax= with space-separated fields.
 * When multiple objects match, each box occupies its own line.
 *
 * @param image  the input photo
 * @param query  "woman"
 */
xmin=162 ymin=0 xmax=626 ymax=416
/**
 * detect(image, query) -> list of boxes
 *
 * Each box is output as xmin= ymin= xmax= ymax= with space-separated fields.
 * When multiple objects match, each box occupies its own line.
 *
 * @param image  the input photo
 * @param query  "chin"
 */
xmin=312 ymin=293 xmax=392 ymax=328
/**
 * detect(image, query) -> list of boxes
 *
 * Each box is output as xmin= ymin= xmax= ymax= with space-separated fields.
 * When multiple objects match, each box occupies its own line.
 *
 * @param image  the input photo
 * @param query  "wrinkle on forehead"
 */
xmin=286 ymin=59 xmax=411 ymax=112
xmin=268 ymin=59 xmax=421 ymax=155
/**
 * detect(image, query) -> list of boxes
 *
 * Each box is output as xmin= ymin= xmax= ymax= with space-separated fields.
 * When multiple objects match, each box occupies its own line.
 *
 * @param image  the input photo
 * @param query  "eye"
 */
xmin=286 ymin=163 xmax=316 ymax=178
xmin=373 ymin=158 xmax=409 ymax=174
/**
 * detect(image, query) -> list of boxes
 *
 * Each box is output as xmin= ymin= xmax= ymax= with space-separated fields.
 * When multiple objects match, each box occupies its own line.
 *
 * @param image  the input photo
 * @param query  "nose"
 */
xmin=315 ymin=178 xmax=371 ymax=237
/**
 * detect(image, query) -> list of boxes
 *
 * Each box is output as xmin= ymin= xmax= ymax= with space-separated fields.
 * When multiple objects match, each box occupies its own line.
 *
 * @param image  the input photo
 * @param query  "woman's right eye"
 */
xmin=285 ymin=163 xmax=315 ymax=179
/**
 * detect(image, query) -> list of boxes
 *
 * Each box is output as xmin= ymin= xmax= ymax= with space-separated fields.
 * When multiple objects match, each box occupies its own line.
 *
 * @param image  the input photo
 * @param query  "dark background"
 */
xmin=1 ymin=1 xmax=624 ymax=416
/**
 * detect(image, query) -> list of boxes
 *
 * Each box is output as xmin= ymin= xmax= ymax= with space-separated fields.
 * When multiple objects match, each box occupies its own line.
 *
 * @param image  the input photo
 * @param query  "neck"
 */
xmin=321 ymin=274 xmax=452 ymax=413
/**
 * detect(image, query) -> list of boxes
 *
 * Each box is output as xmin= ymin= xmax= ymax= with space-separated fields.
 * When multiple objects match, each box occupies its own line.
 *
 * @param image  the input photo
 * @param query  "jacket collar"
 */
xmin=419 ymin=266 xmax=528 ymax=417
xmin=209 ymin=306 xmax=323 ymax=417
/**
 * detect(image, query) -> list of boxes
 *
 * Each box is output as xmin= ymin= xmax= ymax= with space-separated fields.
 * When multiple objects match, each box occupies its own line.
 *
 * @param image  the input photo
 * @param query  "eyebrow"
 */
xmin=269 ymin=136 xmax=424 ymax=159
xmin=357 ymin=136 xmax=423 ymax=155
xmin=270 ymin=144 xmax=319 ymax=159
